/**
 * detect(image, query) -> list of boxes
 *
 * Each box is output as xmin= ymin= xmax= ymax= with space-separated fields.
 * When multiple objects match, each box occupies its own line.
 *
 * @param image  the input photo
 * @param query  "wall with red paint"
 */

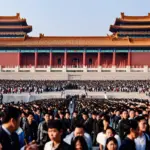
xmin=86 ymin=53 xmax=98 ymax=66
xmin=101 ymin=53 xmax=113 ymax=67
xmin=37 ymin=53 xmax=49 ymax=66
xmin=52 ymin=53 xmax=64 ymax=66
xmin=116 ymin=53 xmax=128 ymax=67
xmin=131 ymin=52 xmax=150 ymax=67
xmin=0 ymin=53 xmax=18 ymax=67
xmin=67 ymin=53 xmax=83 ymax=66
xmin=21 ymin=53 xmax=35 ymax=66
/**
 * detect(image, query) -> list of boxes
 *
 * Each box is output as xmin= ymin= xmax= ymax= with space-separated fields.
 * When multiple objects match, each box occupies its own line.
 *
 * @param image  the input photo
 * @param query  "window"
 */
xmin=57 ymin=58 xmax=61 ymax=65
xmin=88 ymin=58 xmax=92 ymax=65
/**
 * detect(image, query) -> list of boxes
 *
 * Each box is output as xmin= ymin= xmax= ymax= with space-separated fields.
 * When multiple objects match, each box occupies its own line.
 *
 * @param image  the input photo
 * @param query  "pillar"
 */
xmin=34 ymin=52 xmax=38 ymax=67
xmin=127 ymin=52 xmax=131 ymax=66
xmin=49 ymin=52 xmax=52 ymax=66
xmin=112 ymin=52 xmax=116 ymax=66
xmin=64 ymin=51 xmax=67 ymax=66
xmin=18 ymin=52 xmax=20 ymax=66
xmin=97 ymin=52 xmax=101 ymax=66
xmin=83 ymin=52 xmax=86 ymax=66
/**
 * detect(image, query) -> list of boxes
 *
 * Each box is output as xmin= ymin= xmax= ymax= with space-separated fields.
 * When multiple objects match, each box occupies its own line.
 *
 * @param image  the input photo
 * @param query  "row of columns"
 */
xmin=17 ymin=52 xmax=131 ymax=66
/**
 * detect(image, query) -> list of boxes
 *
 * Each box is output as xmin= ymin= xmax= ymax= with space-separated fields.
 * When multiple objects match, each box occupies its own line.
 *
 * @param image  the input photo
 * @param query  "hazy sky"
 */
xmin=1 ymin=0 xmax=150 ymax=36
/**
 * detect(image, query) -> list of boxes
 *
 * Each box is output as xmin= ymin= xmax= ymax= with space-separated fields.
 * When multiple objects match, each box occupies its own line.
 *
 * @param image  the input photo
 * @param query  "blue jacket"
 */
xmin=16 ymin=127 xmax=25 ymax=148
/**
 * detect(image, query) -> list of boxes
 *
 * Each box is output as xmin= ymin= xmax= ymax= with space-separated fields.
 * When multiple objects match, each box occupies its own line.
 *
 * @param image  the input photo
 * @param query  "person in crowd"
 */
xmin=119 ymin=119 xmax=139 ymax=150
xmin=118 ymin=110 xmax=129 ymax=140
xmin=63 ymin=124 xmax=92 ymax=150
xmin=22 ymin=112 xmax=38 ymax=143
xmin=37 ymin=113 xmax=50 ymax=150
xmin=16 ymin=127 xmax=25 ymax=148
xmin=135 ymin=116 xmax=150 ymax=150
xmin=97 ymin=127 xmax=121 ymax=150
xmin=80 ymin=112 xmax=92 ymax=135
xmin=105 ymin=137 xmax=118 ymax=150
xmin=129 ymin=110 xmax=135 ymax=120
xmin=71 ymin=111 xmax=79 ymax=131
xmin=0 ymin=106 xmax=37 ymax=150
xmin=34 ymin=109 xmax=44 ymax=124
xmin=44 ymin=120 xmax=71 ymax=150
xmin=64 ymin=112 xmax=71 ymax=135
xmin=112 ymin=111 xmax=121 ymax=134
xmin=71 ymin=136 xmax=88 ymax=150
xmin=89 ymin=111 xmax=98 ymax=146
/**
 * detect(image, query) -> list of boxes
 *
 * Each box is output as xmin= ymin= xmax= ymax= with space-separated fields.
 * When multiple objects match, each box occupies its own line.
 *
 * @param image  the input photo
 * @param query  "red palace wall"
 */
xmin=67 ymin=53 xmax=83 ymax=66
xmin=52 ymin=53 xmax=64 ymax=67
xmin=3 ymin=52 xmax=150 ymax=68
xmin=21 ymin=53 xmax=34 ymax=66
xmin=86 ymin=53 xmax=98 ymax=66
xmin=101 ymin=53 xmax=113 ymax=67
xmin=37 ymin=53 xmax=49 ymax=66
xmin=116 ymin=53 xmax=128 ymax=67
xmin=131 ymin=52 xmax=150 ymax=67
xmin=0 ymin=53 xmax=19 ymax=67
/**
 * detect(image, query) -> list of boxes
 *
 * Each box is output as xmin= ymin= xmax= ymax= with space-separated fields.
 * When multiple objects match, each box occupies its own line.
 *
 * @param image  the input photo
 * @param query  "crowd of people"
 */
xmin=0 ymin=80 xmax=150 ymax=94
xmin=0 ymin=96 xmax=149 ymax=150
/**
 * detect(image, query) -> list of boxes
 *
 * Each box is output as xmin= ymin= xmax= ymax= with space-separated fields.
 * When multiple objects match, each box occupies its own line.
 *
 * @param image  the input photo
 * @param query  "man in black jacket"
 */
xmin=64 ymin=112 xmax=71 ymax=135
xmin=22 ymin=112 xmax=38 ymax=143
xmin=0 ymin=106 xmax=37 ymax=150
xmin=89 ymin=111 xmax=97 ymax=146
xmin=0 ymin=106 xmax=21 ymax=150
xmin=80 ymin=111 xmax=92 ymax=135
xmin=118 ymin=110 xmax=129 ymax=140
xmin=70 ymin=111 xmax=79 ymax=131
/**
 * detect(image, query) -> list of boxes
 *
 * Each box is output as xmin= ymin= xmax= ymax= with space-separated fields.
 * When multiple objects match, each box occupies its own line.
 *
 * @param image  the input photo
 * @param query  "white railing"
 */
xmin=0 ymin=65 xmax=149 ymax=73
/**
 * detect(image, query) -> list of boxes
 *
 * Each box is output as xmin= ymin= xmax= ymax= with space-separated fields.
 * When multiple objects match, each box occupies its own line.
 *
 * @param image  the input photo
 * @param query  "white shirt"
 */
xmin=135 ymin=134 xmax=147 ymax=150
xmin=44 ymin=141 xmax=60 ymax=150
xmin=2 ymin=125 xmax=11 ymax=135
xmin=96 ymin=132 xmax=121 ymax=150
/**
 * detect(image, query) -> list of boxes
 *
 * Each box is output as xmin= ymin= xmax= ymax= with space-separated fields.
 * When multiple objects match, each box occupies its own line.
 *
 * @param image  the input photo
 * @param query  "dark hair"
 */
xmin=124 ymin=119 xmax=138 ymax=136
xmin=71 ymin=136 xmax=88 ymax=150
xmin=103 ymin=115 xmax=110 ymax=124
xmin=75 ymin=124 xmax=85 ymax=130
xmin=2 ymin=106 xmax=21 ymax=124
xmin=135 ymin=116 xmax=145 ymax=122
xmin=26 ymin=112 xmax=34 ymax=117
xmin=48 ymin=120 xmax=62 ymax=131
xmin=105 ymin=137 xmax=118 ymax=150
xmin=106 ymin=127 xmax=116 ymax=135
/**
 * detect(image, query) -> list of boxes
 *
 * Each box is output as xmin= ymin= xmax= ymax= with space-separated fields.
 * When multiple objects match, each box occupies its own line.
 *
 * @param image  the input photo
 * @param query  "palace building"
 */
xmin=0 ymin=12 xmax=150 ymax=73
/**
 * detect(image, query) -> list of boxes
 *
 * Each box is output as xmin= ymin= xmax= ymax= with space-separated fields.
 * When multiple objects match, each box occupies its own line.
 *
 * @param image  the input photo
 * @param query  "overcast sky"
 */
xmin=1 ymin=0 xmax=150 ymax=36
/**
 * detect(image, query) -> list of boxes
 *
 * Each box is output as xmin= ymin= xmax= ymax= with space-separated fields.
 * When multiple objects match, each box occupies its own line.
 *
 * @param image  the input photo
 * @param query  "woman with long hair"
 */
xmin=71 ymin=136 xmax=88 ymax=150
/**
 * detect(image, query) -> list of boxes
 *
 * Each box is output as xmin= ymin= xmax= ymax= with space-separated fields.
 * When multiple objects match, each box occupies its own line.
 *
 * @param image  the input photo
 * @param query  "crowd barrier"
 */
xmin=2 ymin=91 xmax=149 ymax=103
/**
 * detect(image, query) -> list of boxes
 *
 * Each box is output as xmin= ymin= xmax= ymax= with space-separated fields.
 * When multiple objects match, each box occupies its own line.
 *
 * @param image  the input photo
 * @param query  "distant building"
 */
xmin=0 ymin=13 xmax=150 ymax=72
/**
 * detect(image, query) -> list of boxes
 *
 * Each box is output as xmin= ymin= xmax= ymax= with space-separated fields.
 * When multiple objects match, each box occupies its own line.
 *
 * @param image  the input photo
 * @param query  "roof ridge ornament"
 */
xmin=39 ymin=33 xmax=44 ymax=38
xmin=121 ymin=12 xmax=124 ymax=19
xmin=16 ymin=13 xmax=20 ymax=19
